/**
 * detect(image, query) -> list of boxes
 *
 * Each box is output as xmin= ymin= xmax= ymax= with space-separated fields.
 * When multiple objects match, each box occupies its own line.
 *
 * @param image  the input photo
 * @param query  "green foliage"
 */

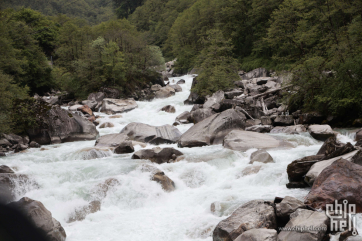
xmin=113 ymin=0 xmax=144 ymax=19
xmin=192 ymin=29 xmax=239 ymax=97
xmin=3 ymin=0 xmax=115 ymax=24
xmin=0 ymin=71 xmax=29 ymax=134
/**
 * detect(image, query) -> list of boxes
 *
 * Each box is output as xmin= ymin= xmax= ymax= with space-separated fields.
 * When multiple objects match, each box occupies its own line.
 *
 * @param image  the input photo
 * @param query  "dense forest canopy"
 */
xmin=1 ymin=0 xmax=362 ymax=134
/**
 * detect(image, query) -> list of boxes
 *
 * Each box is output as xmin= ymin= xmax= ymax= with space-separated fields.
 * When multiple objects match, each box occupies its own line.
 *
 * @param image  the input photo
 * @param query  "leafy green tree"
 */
xmin=193 ymin=29 xmax=239 ymax=97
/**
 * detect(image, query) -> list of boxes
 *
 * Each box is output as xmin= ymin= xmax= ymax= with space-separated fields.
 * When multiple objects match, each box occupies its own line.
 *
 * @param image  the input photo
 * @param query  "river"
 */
xmin=1 ymin=75 xmax=361 ymax=240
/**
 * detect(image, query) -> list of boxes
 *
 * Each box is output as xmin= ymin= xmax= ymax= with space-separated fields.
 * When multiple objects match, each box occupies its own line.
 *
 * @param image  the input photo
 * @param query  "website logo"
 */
xmin=326 ymin=200 xmax=357 ymax=236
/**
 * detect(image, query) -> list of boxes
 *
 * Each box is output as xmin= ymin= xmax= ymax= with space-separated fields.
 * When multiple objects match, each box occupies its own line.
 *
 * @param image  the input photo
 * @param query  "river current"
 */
xmin=1 ymin=75 xmax=361 ymax=240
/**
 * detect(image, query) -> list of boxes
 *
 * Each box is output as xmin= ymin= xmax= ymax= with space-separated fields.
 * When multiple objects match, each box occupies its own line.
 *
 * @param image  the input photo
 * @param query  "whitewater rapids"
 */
xmin=1 ymin=75 xmax=361 ymax=240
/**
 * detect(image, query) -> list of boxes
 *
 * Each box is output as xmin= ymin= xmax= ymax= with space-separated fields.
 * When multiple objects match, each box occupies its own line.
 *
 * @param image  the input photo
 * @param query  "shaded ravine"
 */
xmin=1 ymin=75 xmax=360 ymax=241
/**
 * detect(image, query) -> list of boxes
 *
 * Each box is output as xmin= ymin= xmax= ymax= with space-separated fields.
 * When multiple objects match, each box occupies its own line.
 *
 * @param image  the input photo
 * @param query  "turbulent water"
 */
xmin=1 ymin=75 xmax=361 ymax=241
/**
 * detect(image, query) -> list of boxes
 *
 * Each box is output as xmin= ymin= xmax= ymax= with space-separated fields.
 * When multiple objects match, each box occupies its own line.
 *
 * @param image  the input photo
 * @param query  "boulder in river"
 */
xmin=287 ymin=155 xmax=324 ymax=184
xmin=317 ymin=136 xmax=355 ymax=160
xmin=160 ymin=105 xmax=176 ymax=113
xmin=101 ymin=98 xmax=138 ymax=114
xmin=249 ymin=150 xmax=274 ymax=164
xmin=0 ymin=165 xmax=14 ymax=174
xmin=270 ymin=125 xmax=306 ymax=134
xmin=189 ymin=108 xmax=215 ymax=124
xmin=203 ymin=90 xmax=224 ymax=111
xmin=67 ymin=200 xmax=101 ymax=223
xmin=234 ymin=229 xmax=277 ymax=241
xmin=175 ymin=111 xmax=190 ymax=124
xmin=273 ymin=115 xmax=294 ymax=126
xmin=168 ymin=84 xmax=182 ymax=92
xmin=178 ymin=109 xmax=246 ymax=148
xmin=155 ymin=86 xmax=175 ymax=99
xmin=245 ymin=125 xmax=273 ymax=133
xmin=304 ymin=159 xmax=362 ymax=212
xmin=308 ymin=124 xmax=336 ymax=141
xmin=356 ymin=129 xmax=362 ymax=141
xmin=27 ymin=106 xmax=99 ymax=145
xmin=304 ymin=150 xmax=358 ymax=186
xmin=275 ymin=196 xmax=306 ymax=223
xmin=240 ymin=166 xmax=262 ymax=177
xmin=223 ymin=130 xmax=286 ymax=152
xmin=140 ymin=165 xmax=175 ymax=192
xmin=95 ymin=133 xmax=134 ymax=154
xmin=132 ymin=147 xmax=183 ymax=164
xmin=99 ymin=122 xmax=115 ymax=129
xmin=176 ymin=79 xmax=185 ymax=84
xmin=277 ymin=209 xmax=329 ymax=241
xmin=8 ymin=197 xmax=66 ymax=241
xmin=121 ymin=123 xmax=182 ymax=144
xmin=0 ymin=173 xmax=37 ymax=203
xmin=213 ymin=200 xmax=276 ymax=241
xmin=77 ymin=105 xmax=93 ymax=116
xmin=81 ymin=100 xmax=98 ymax=110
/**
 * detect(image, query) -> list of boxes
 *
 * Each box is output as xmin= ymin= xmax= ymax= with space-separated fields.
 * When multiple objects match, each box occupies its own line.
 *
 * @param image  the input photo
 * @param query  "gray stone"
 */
xmin=277 ymin=209 xmax=329 ymax=241
xmin=235 ymin=229 xmax=277 ymax=241
xmin=175 ymin=111 xmax=190 ymax=124
xmin=0 ymin=165 xmax=14 ymax=174
xmin=99 ymin=122 xmax=115 ymax=128
xmin=29 ymin=141 xmax=41 ymax=148
xmin=356 ymin=129 xmax=362 ymax=141
xmin=0 ymin=138 xmax=11 ymax=146
xmin=178 ymin=109 xmax=246 ymax=148
xmin=67 ymin=201 xmax=101 ymax=223
xmin=203 ymin=90 xmax=224 ymax=111
xmin=42 ymin=96 xmax=60 ymax=105
xmin=190 ymin=108 xmax=216 ymax=124
xmin=132 ymin=147 xmax=183 ymax=164
xmin=245 ymin=125 xmax=273 ymax=133
xmin=8 ymin=197 xmax=66 ymax=241
xmin=176 ymin=79 xmax=185 ymax=84
xmin=273 ymin=116 xmax=294 ymax=126
xmin=276 ymin=196 xmax=305 ymax=221
xmin=81 ymin=100 xmax=97 ymax=110
xmin=151 ymin=84 xmax=162 ymax=92
xmin=304 ymin=150 xmax=358 ymax=186
xmin=101 ymin=98 xmax=138 ymax=114
xmin=213 ymin=200 xmax=277 ymax=241
xmin=241 ymin=68 xmax=268 ymax=80
xmin=270 ymin=125 xmax=307 ymax=134
xmin=223 ymin=130 xmax=284 ymax=152
xmin=140 ymin=165 xmax=175 ymax=192
xmin=121 ymin=123 xmax=182 ymax=144
xmin=225 ymin=90 xmax=243 ymax=99
xmin=69 ymin=104 xmax=83 ymax=112
xmin=249 ymin=150 xmax=274 ymax=164
xmin=168 ymin=84 xmax=182 ymax=92
xmin=160 ymin=105 xmax=176 ymax=113
xmin=308 ymin=125 xmax=336 ymax=141
xmin=155 ymin=86 xmax=175 ymax=98
xmin=240 ymin=166 xmax=262 ymax=176
xmin=3 ymin=133 xmax=24 ymax=145
xmin=261 ymin=116 xmax=273 ymax=126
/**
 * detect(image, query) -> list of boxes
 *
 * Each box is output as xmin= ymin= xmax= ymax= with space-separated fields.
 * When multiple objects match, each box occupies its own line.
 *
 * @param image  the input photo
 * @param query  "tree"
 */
xmin=193 ymin=29 xmax=239 ymax=97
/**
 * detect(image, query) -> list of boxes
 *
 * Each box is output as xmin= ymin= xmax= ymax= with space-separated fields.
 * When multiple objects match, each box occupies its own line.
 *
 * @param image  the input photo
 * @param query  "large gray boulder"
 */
xmin=178 ymin=109 xmax=246 ymax=148
xmin=278 ymin=209 xmax=329 ymax=241
xmin=95 ymin=133 xmax=134 ymax=154
xmin=235 ymin=229 xmax=277 ymax=241
xmin=121 ymin=123 xmax=182 ymax=144
xmin=168 ymin=84 xmax=182 ymax=92
xmin=304 ymin=150 xmax=358 ymax=186
xmin=270 ymin=125 xmax=306 ymax=134
xmin=213 ymin=200 xmax=277 ymax=241
xmin=132 ymin=147 xmax=183 ymax=164
xmin=203 ymin=90 xmax=224 ymax=111
xmin=175 ymin=111 xmax=191 ymax=124
xmin=27 ymin=106 xmax=99 ymax=145
xmin=245 ymin=125 xmax=273 ymax=133
xmin=308 ymin=125 xmax=336 ymax=141
xmin=223 ymin=130 xmax=284 ymax=152
xmin=101 ymin=98 xmax=138 ymax=114
xmin=155 ymin=86 xmax=175 ymax=98
xmin=273 ymin=116 xmax=294 ymax=126
xmin=356 ymin=129 xmax=362 ymax=141
xmin=190 ymin=108 xmax=215 ymax=124
xmin=88 ymin=92 xmax=105 ymax=110
xmin=8 ymin=197 xmax=66 ymax=241
xmin=241 ymin=68 xmax=268 ymax=80
xmin=287 ymin=155 xmax=324 ymax=184
xmin=249 ymin=150 xmax=274 ymax=164
xmin=275 ymin=196 xmax=305 ymax=222
xmin=0 ymin=165 xmax=14 ymax=174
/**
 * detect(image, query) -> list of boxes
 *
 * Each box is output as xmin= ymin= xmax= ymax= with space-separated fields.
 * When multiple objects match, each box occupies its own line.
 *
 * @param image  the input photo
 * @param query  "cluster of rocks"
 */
xmin=0 ymin=133 xmax=40 ymax=156
xmin=212 ymin=196 xmax=355 ymax=241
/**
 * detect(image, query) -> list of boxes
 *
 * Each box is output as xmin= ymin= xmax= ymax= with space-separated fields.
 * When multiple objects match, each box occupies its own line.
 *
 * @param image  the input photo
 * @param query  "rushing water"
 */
xmin=1 ymin=75 xmax=360 ymax=240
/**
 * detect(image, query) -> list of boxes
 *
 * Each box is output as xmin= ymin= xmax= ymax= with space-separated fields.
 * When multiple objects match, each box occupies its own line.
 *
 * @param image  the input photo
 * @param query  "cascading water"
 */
xmin=1 ymin=75 xmax=361 ymax=241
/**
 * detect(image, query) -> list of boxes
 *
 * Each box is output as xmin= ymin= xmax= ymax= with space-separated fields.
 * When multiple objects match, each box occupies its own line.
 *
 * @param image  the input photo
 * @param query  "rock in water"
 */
xmin=245 ymin=125 xmax=273 ymax=133
xmin=175 ymin=111 xmax=190 ymax=124
xmin=0 ymin=165 xmax=14 ymax=174
xmin=0 ymin=173 xmax=36 ymax=203
xmin=270 ymin=125 xmax=306 ymax=134
xmin=176 ymin=79 xmax=185 ymax=84
xmin=304 ymin=150 xmax=358 ymax=186
xmin=275 ymin=196 xmax=305 ymax=222
xmin=99 ymin=122 xmax=115 ymax=129
xmin=95 ymin=133 xmax=134 ymax=154
xmin=120 ymin=123 xmax=182 ymax=144
xmin=189 ymin=108 xmax=215 ymax=124
xmin=101 ymin=98 xmax=138 ymax=114
xmin=160 ymin=105 xmax=176 ymax=113
xmin=168 ymin=84 xmax=182 ymax=92
xmin=277 ymin=209 xmax=328 ymax=241
xmin=249 ymin=150 xmax=274 ymax=164
xmin=308 ymin=124 xmax=336 ymax=141
xmin=287 ymin=155 xmax=324 ymax=183
xmin=223 ymin=130 xmax=283 ymax=151
xmin=305 ymin=159 xmax=362 ymax=212
xmin=155 ymin=86 xmax=175 ymax=98
xmin=356 ymin=129 xmax=362 ymax=141
xmin=27 ymin=106 xmax=99 ymax=145
xmin=67 ymin=201 xmax=101 ymax=223
xmin=213 ymin=200 xmax=276 ymax=241
xmin=234 ymin=229 xmax=277 ymax=241
xmin=203 ymin=90 xmax=224 ymax=111
xmin=178 ymin=109 xmax=246 ymax=148
xmin=7 ymin=197 xmax=67 ymax=241
xmin=140 ymin=165 xmax=175 ymax=192
xmin=132 ymin=147 xmax=183 ymax=164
